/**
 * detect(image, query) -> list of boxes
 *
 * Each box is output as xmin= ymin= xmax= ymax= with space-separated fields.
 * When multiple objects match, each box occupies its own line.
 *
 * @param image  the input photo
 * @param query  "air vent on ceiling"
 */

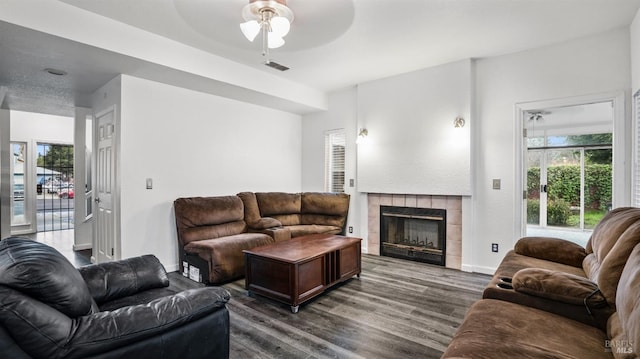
xmin=264 ymin=61 xmax=290 ymax=72
xmin=44 ymin=68 xmax=67 ymax=76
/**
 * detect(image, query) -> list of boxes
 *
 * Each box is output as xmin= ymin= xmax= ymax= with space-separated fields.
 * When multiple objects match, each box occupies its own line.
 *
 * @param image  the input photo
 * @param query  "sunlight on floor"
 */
xmin=20 ymin=229 xmax=91 ymax=267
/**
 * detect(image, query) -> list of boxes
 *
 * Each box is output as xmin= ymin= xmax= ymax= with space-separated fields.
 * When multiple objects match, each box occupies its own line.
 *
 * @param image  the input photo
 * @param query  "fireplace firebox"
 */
xmin=380 ymin=206 xmax=446 ymax=266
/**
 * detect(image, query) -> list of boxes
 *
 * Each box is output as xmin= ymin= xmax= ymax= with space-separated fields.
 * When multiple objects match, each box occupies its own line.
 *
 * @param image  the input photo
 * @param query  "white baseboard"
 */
xmin=462 ymin=264 xmax=496 ymax=275
xmin=73 ymin=243 xmax=92 ymax=251
xmin=165 ymin=263 xmax=179 ymax=273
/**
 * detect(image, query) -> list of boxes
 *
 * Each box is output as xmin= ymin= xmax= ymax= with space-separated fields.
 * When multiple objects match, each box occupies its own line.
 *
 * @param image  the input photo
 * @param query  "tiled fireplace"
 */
xmin=367 ymin=194 xmax=462 ymax=270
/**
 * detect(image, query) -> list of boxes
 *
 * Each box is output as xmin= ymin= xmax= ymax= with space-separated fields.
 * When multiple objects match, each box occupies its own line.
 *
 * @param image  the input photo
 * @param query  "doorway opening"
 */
xmin=521 ymin=101 xmax=614 ymax=247
xmin=37 ymin=143 xmax=75 ymax=232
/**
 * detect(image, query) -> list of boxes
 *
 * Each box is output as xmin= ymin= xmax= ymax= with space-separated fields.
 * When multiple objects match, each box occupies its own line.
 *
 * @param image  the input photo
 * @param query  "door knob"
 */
xmin=95 ymin=197 xmax=101 ymax=203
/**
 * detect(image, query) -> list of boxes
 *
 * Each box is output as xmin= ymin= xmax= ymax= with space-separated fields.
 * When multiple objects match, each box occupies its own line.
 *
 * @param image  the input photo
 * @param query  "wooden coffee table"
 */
xmin=243 ymin=233 xmax=362 ymax=313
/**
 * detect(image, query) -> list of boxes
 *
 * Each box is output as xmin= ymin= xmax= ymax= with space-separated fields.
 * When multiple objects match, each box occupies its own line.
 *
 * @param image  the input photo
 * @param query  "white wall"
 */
xmin=0 ymin=109 xmax=9 ymax=239
xmin=11 ymin=111 xmax=73 ymax=143
xmin=357 ymin=60 xmax=472 ymax=196
xmin=301 ymin=27 xmax=632 ymax=275
xmin=632 ymin=8 xmax=640 ymax=94
xmin=118 ymin=75 xmax=302 ymax=271
xmin=472 ymin=27 xmax=631 ymax=273
xmin=301 ymin=87 xmax=363 ymax=239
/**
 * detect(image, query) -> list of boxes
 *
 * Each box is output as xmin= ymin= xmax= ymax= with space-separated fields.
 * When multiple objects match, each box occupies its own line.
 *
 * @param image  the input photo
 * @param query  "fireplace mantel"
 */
xmin=367 ymin=193 xmax=462 ymax=270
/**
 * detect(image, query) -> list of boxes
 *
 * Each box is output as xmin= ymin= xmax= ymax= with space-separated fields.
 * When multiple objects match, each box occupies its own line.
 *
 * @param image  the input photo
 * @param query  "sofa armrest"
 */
xmin=514 ymin=236 xmax=586 ymax=267
xmin=247 ymin=217 xmax=282 ymax=230
xmin=512 ymin=268 xmax=606 ymax=307
xmin=79 ymin=255 xmax=169 ymax=304
xmin=0 ymin=285 xmax=230 ymax=359
xmin=263 ymin=226 xmax=292 ymax=242
xmin=248 ymin=226 xmax=291 ymax=242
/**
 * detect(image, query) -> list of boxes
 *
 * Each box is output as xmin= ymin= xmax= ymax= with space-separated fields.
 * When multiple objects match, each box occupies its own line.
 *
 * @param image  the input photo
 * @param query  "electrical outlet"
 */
xmin=492 ymin=243 xmax=499 ymax=252
xmin=348 ymin=226 xmax=353 ymax=233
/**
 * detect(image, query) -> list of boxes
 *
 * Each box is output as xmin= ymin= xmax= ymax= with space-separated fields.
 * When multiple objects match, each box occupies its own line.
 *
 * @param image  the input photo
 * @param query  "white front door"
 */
xmin=95 ymin=107 xmax=116 ymax=263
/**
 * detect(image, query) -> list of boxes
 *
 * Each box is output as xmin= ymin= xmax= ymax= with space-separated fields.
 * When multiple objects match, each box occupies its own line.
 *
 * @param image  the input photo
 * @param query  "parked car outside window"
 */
xmin=58 ymin=187 xmax=74 ymax=199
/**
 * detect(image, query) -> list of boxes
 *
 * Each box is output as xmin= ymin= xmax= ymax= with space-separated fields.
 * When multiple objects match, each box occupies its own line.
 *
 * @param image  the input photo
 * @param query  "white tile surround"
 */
xmin=367 ymin=193 xmax=462 ymax=270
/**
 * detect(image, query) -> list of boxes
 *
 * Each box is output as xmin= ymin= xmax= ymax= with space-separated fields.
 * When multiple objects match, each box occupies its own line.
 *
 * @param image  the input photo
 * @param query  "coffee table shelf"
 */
xmin=243 ymin=233 xmax=362 ymax=313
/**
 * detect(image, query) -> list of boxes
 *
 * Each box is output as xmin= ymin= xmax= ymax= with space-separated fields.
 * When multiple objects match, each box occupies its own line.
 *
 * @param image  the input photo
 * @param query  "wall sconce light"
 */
xmin=356 ymin=128 xmax=368 ymax=144
xmin=453 ymin=117 xmax=465 ymax=128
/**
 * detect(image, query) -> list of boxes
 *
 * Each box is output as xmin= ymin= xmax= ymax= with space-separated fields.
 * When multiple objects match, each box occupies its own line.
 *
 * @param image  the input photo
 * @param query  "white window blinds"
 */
xmin=324 ymin=130 xmax=346 ymax=193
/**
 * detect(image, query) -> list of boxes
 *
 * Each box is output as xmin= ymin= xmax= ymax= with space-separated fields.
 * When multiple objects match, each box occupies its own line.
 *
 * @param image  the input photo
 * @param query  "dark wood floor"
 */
xmin=169 ymin=255 xmax=490 ymax=359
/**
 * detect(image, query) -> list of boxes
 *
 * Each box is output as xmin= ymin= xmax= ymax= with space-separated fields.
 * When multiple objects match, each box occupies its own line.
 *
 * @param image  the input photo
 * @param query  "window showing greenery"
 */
xmin=526 ymin=133 xmax=612 ymax=229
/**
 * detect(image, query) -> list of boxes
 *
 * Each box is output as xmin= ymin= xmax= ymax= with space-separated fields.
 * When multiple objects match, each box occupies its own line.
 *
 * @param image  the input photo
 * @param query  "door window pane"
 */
xmin=526 ymin=150 xmax=541 ymax=225
xmin=37 ymin=143 xmax=74 ymax=231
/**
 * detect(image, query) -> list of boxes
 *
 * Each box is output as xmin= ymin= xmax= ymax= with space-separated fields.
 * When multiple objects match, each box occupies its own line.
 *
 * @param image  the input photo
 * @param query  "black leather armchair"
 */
xmin=0 ymin=237 xmax=231 ymax=359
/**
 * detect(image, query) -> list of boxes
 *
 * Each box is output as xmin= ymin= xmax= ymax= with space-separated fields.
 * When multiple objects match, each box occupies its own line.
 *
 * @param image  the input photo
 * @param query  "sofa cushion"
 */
xmin=486 ymin=250 xmax=587 ymax=288
xmin=0 ymin=237 xmax=96 ymax=318
xmin=442 ymin=299 xmax=611 ymax=359
xmin=174 ymin=196 xmax=246 ymax=245
xmin=237 ymin=192 xmax=261 ymax=223
xmin=515 ymin=236 xmax=586 ymax=267
xmin=256 ymin=192 xmax=301 ymax=217
xmin=481 ymin=249 xmax=611 ymax=327
xmin=301 ymin=192 xmax=350 ymax=216
xmin=180 ymin=221 xmax=247 ymax=244
xmin=79 ymin=254 xmax=170 ymax=305
xmin=607 ymin=313 xmax=635 ymax=359
xmin=286 ymin=224 xmax=343 ymax=238
xmin=301 ymin=192 xmax=350 ymax=229
xmin=512 ymin=268 xmax=605 ymax=306
xmin=185 ymin=233 xmax=274 ymax=284
xmin=584 ymin=207 xmax=640 ymax=282
xmin=593 ymin=220 xmax=640 ymax=308
xmin=610 ymin=243 xmax=640 ymax=357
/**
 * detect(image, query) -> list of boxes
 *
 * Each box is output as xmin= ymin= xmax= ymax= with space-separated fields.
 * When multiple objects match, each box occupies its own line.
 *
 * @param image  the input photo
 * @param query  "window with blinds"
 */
xmin=324 ymin=130 xmax=346 ymax=193
xmin=634 ymin=91 xmax=640 ymax=206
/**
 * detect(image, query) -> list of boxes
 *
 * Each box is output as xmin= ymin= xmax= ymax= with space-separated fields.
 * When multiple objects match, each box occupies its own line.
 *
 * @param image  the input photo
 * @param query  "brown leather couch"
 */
xmin=174 ymin=192 xmax=350 ymax=284
xmin=238 ymin=191 xmax=350 ymax=239
xmin=442 ymin=207 xmax=640 ymax=358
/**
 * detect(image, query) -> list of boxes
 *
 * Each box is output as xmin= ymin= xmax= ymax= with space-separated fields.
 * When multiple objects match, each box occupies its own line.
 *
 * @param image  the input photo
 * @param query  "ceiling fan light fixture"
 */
xmin=240 ymin=20 xmax=260 ymax=42
xmin=267 ymin=33 xmax=285 ymax=48
xmin=270 ymin=16 xmax=290 ymax=37
xmin=240 ymin=0 xmax=294 ymax=59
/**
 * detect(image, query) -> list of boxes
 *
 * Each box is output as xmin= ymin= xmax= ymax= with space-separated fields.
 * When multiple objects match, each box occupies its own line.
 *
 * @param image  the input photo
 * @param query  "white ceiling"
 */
xmin=1 ymin=0 xmax=640 ymax=116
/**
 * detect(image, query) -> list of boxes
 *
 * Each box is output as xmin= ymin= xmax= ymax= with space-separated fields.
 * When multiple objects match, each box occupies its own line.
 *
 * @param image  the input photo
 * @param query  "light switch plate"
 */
xmin=146 ymin=178 xmax=153 ymax=189
xmin=492 ymin=179 xmax=501 ymax=190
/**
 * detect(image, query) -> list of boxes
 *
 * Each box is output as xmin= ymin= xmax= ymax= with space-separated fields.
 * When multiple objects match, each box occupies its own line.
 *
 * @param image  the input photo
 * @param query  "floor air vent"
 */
xmin=265 ymin=61 xmax=289 ymax=71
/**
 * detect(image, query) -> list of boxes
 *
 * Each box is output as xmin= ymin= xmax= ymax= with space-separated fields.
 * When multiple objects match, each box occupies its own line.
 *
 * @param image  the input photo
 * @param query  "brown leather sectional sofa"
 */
xmin=442 ymin=207 xmax=640 ymax=358
xmin=174 ymin=192 xmax=350 ymax=284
